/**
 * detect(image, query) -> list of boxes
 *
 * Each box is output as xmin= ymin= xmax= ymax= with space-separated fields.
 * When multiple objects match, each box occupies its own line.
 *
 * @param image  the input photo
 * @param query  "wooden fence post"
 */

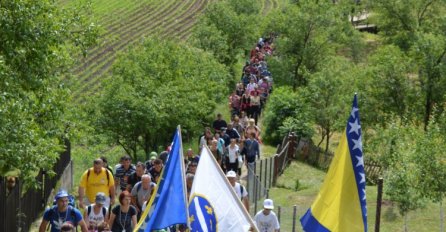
xmin=273 ymin=154 xmax=279 ymax=187
xmin=260 ymin=160 xmax=263 ymax=185
xmin=288 ymin=132 xmax=297 ymax=159
xmin=269 ymin=157 xmax=273 ymax=189
xmin=292 ymin=205 xmax=297 ymax=232
xmin=264 ymin=158 xmax=268 ymax=190
xmin=375 ymin=178 xmax=384 ymax=232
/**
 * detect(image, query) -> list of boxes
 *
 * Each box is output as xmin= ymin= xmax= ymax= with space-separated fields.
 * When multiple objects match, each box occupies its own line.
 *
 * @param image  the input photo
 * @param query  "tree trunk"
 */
xmin=325 ymin=126 xmax=330 ymax=155
xmin=404 ymin=213 xmax=408 ymax=232
xmin=441 ymin=200 xmax=444 ymax=232
xmin=317 ymin=133 xmax=326 ymax=147
xmin=424 ymin=75 xmax=433 ymax=131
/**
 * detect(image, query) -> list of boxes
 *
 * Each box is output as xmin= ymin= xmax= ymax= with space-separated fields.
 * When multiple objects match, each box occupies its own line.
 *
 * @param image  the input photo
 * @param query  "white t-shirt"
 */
xmin=254 ymin=210 xmax=280 ymax=232
xmin=86 ymin=204 xmax=108 ymax=229
xmin=227 ymin=144 xmax=239 ymax=163
xmin=232 ymin=182 xmax=248 ymax=200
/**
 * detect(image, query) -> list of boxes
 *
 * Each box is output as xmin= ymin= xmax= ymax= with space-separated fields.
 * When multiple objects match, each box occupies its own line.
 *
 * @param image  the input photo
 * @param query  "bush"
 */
xmin=262 ymin=86 xmax=313 ymax=145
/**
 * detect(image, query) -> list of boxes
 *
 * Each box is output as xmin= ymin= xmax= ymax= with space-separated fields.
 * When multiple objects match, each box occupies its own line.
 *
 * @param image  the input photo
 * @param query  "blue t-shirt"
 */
xmin=43 ymin=206 xmax=83 ymax=232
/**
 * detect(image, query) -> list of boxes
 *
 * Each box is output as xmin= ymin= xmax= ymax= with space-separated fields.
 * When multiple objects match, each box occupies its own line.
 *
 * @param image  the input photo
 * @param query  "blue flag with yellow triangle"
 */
xmin=300 ymin=95 xmax=367 ymax=232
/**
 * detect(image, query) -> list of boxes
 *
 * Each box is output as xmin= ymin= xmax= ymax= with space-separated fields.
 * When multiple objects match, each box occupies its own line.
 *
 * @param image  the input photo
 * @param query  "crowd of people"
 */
xmin=38 ymin=37 xmax=280 ymax=232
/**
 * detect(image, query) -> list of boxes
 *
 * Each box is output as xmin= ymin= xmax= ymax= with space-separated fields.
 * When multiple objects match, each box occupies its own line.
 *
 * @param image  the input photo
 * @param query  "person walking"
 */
xmin=254 ymin=199 xmax=280 ymax=232
xmin=109 ymin=191 xmax=137 ymax=232
xmin=131 ymin=174 xmax=156 ymax=220
xmin=84 ymin=192 xmax=109 ymax=232
xmin=39 ymin=190 xmax=88 ymax=232
xmin=114 ymin=155 xmax=136 ymax=193
xmin=79 ymin=159 xmax=115 ymax=209
xmin=242 ymin=132 xmax=260 ymax=193
xmin=226 ymin=171 xmax=249 ymax=212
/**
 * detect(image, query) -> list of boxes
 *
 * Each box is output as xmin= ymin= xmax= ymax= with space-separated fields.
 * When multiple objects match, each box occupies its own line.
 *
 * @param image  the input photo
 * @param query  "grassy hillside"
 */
xmin=60 ymin=0 xmax=287 ymax=101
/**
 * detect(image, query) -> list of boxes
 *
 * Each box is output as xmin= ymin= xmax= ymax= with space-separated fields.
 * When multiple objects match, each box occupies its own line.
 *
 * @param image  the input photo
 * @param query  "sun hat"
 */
xmin=263 ymin=199 xmax=274 ymax=209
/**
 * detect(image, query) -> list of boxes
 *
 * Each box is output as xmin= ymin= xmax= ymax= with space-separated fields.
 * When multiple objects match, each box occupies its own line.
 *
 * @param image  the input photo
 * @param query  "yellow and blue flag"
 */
xmin=300 ymin=95 xmax=367 ymax=232
xmin=134 ymin=127 xmax=189 ymax=232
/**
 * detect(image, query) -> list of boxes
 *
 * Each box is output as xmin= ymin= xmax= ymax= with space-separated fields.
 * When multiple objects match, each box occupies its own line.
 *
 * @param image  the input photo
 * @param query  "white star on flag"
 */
xmin=352 ymin=136 xmax=363 ymax=152
xmin=362 ymin=189 xmax=367 ymax=200
xmin=359 ymin=172 xmax=366 ymax=184
xmin=356 ymin=155 xmax=364 ymax=167
xmin=351 ymin=107 xmax=359 ymax=118
xmin=348 ymin=119 xmax=361 ymax=135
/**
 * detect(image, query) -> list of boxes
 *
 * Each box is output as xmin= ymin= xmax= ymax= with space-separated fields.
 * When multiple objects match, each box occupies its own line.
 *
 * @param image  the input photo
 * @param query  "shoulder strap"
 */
xmin=87 ymin=205 xmax=91 ymax=215
xmin=87 ymin=168 xmax=90 ymax=181
xmin=105 ymin=169 xmax=110 ymax=185
xmin=102 ymin=206 xmax=107 ymax=217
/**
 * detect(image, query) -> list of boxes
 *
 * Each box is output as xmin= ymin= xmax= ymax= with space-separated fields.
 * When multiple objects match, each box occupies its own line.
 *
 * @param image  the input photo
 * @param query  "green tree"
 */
xmin=415 ymin=114 xmax=446 ymax=231
xmin=96 ymin=37 xmax=230 ymax=160
xmin=0 ymin=0 xmax=97 ymax=187
xmin=371 ymin=122 xmax=426 ymax=232
xmin=372 ymin=0 xmax=446 ymax=130
xmin=265 ymin=1 xmax=357 ymax=89
xmin=359 ymin=45 xmax=421 ymax=127
xmin=191 ymin=0 xmax=261 ymax=75
xmin=305 ymin=57 xmax=353 ymax=153
xmin=262 ymin=86 xmax=313 ymax=145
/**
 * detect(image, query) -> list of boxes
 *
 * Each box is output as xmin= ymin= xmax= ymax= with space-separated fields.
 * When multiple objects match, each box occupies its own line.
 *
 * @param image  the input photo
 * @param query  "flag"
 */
xmin=189 ymin=146 xmax=258 ymax=232
xmin=135 ymin=127 xmax=189 ymax=231
xmin=300 ymin=95 xmax=368 ymax=232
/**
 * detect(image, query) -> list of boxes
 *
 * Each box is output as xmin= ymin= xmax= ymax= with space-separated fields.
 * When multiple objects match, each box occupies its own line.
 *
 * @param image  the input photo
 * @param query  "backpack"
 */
xmin=87 ymin=168 xmax=110 ymax=185
xmin=87 ymin=205 xmax=107 ymax=218
xmin=47 ymin=206 xmax=78 ymax=231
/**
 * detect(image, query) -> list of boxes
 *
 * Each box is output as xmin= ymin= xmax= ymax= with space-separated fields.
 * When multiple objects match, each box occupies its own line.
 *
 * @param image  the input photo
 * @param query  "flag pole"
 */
xmin=177 ymin=125 xmax=191 ymax=230
xmin=203 ymin=145 xmax=259 ymax=232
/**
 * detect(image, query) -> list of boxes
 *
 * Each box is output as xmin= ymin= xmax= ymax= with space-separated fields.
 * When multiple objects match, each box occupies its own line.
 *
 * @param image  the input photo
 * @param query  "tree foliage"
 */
xmin=95 ymin=37 xmax=230 ymax=160
xmin=262 ymin=86 xmax=313 ymax=145
xmin=358 ymin=45 xmax=422 ymax=127
xmin=191 ymin=0 xmax=261 ymax=74
xmin=265 ymin=1 xmax=358 ymax=89
xmin=305 ymin=57 xmax=354 ymax=153
xmin=373 ymin=0 xmax=446 ymax=129
xmin=0 ymin=0 xmax=97 ymax=188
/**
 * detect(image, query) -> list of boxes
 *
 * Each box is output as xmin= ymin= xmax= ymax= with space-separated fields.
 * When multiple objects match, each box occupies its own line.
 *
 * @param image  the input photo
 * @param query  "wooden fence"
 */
xmin=0 ymin=139 xmax=73 ymax=232
xmin=296 ymin=137 xmax=383 ymax=184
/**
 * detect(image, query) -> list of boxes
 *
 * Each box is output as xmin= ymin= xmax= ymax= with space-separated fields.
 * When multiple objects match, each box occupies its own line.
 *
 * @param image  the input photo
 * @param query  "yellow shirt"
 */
xmin=79 ymin=168 xmax=114 ymax=203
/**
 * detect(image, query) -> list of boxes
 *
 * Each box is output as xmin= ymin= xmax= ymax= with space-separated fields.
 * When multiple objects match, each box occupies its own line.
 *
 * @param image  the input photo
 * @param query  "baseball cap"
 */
xmin=55 ymin=190 xmax=69 ymax=200
xmin=150 ymin=151 xmax=157 ymax=158
xmin=226 ymin=170 xmax=237 ymax=178
xmin=95 ymin=192 xmax=106 ymax=205
xmin=263 ymin=199 xmax=274 ymax=209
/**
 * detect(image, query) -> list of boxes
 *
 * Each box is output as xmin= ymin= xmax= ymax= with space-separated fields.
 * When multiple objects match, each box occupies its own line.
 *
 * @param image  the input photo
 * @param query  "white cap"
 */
xmin=226 ymin=170 xmax=237 ymax=178
xmin=263 ymin=199 xmax=274 ymax=209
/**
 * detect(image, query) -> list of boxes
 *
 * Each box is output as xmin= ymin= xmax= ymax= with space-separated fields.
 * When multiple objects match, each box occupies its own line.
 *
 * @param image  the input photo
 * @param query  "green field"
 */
xmin=60 ymin=0 xmax=287 ymax=101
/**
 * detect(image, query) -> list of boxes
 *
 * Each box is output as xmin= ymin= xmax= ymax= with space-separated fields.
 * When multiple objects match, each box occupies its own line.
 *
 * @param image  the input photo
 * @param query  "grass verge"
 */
xmin=269 ymin=160 xmax=443 ymax=232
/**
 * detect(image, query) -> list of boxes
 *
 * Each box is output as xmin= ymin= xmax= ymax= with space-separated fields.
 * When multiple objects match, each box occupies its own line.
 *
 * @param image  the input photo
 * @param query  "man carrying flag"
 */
xmin=300 ymin=95 xmax=368 ymax=232
xmin=134 ymin=127 xmax=189 ymax=232
xmin=189 ymin=145 xmax=258 ymax=231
